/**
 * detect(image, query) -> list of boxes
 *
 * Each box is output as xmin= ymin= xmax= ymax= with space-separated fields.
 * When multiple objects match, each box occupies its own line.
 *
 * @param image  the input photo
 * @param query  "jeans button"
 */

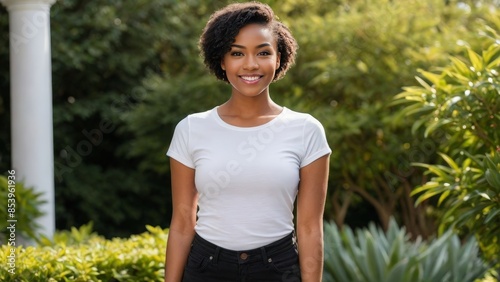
xmin=240 ymin=252 xmax=248 ymax=260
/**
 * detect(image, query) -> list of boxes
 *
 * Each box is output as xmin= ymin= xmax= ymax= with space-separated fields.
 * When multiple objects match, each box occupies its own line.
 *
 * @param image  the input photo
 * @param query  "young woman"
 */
xmin=164 ymin=2 xmax=331 ymax=281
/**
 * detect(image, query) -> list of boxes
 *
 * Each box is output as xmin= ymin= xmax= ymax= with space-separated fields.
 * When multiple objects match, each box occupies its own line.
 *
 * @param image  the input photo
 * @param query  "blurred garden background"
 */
xmin=0 ymin=0 xmax=499 ymax=281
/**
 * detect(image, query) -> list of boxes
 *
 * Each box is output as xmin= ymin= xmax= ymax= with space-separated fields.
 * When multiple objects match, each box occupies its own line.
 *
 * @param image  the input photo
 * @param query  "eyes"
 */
xmin=229 ymin=50 xmax=272 ymax=57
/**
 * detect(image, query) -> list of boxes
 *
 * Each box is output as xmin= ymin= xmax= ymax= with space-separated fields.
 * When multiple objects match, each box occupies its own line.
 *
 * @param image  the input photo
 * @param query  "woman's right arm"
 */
xmin=164 ymin=158 xmax=198 ymax=282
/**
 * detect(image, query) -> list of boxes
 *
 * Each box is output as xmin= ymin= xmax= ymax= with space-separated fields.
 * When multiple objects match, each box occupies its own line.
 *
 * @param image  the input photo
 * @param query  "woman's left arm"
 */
xmin=296 ymin=154 xmax=330 ymax=282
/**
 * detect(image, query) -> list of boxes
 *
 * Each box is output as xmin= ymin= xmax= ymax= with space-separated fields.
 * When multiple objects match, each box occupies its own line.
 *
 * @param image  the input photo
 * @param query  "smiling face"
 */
xmin=221 ymin=23 xmax=280 ymax=98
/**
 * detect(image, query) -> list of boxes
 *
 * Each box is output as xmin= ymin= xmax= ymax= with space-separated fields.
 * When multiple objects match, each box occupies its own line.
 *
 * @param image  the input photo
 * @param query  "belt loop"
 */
xmin=260 ymin=246 xmax=268 ymax=264
xmin=213 ymin=246 xmax=220 ymax=265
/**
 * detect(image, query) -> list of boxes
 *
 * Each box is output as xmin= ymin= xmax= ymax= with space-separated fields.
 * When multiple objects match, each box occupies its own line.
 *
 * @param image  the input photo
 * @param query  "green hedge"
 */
xmin=0 ymin=224 xmax=166 ymax=282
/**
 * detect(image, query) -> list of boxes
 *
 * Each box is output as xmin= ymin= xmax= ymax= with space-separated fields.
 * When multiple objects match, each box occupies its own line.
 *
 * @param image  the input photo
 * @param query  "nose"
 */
xmin=243 ymin=56 xmax=259 ymax=70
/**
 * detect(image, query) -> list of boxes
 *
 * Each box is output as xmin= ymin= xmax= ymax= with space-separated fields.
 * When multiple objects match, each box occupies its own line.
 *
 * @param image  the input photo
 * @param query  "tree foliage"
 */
xmin=48 ymin=0 xmax=183 ymax=237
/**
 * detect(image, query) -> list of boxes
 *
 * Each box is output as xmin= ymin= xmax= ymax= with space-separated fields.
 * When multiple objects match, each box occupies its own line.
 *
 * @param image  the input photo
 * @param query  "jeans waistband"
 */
xmin=192 ymin=232 xmax=296 ymax=264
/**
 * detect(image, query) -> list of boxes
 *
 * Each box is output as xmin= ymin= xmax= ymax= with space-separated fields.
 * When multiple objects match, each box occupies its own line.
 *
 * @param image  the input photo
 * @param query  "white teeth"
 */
xmin=241 ymin=76 xmax=260 ymax=81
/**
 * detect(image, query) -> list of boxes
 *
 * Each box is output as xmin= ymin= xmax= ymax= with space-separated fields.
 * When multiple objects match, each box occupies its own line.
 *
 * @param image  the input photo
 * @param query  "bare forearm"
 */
xmin=297 ymin=228 xmax=324 ymax=282
xmin=164 ymin=229 xmax=195 ymax=282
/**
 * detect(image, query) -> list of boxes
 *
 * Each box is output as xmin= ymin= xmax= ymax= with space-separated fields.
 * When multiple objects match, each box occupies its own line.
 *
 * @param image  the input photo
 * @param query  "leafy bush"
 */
xmin=0 ymin=175 xmax=45 ymax=242
xmin=323 ymin=219 xmax=489 ymax=282
xmin=0 ymin=223 xmax=167 ymax=281
xmin=393 ymin=26 xmax=500 ymax=266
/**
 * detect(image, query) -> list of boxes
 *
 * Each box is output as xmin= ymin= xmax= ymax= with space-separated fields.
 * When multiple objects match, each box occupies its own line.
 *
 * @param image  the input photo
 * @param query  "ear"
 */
xmin=221 ymin=60 xmax=226 ymax=71
xmin=276 ymin=52 xmax=281 ymax=68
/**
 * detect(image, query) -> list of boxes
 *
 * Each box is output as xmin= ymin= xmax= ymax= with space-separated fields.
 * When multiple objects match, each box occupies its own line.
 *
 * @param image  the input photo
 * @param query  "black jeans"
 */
xmin=182 ymin=232 xmax=301 ymax=282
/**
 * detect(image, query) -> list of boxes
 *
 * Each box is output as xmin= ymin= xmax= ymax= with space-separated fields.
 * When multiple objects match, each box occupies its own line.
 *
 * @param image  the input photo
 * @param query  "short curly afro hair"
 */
xmin=199 ymin=1 xmax=298 ymax=82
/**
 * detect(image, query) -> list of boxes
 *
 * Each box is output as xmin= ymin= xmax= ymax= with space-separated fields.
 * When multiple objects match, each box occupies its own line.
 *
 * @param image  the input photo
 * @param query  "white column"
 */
xmin=1 ymin=0 xmax=56 ymax=239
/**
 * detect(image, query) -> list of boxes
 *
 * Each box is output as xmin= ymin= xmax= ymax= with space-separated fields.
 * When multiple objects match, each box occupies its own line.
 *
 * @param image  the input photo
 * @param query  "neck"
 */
xmin=217 ymin=92 xmax=283 ymax=127
xmin=221 ymin=94 xmax=280 ymax=118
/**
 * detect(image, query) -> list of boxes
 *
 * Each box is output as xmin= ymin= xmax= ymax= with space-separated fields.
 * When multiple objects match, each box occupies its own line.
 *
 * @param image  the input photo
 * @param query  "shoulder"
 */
xmin=186 ymin=108 xmax=215 ymax=122
xmin=282 ymin=107 xmax=325 ymax=128
xmin=189 ymin=108 xmax=214 ymax=119
xmin=176 ymin=108 xmax=216 ymax=128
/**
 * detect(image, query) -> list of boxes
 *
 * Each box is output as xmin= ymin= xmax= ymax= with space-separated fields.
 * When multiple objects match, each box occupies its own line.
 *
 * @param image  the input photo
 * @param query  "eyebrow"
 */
xmin=230 ymin=43 xmax=272 ymax=49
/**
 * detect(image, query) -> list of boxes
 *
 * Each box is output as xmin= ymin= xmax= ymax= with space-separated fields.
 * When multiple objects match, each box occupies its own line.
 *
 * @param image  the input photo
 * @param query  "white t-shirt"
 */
xmin=167 ymin=106 xmax=331 ymax=250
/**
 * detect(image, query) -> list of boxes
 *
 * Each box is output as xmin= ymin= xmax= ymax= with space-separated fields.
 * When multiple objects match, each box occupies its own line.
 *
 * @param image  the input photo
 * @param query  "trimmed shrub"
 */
xmin=0 ymin=223 xmax=167 ymax=281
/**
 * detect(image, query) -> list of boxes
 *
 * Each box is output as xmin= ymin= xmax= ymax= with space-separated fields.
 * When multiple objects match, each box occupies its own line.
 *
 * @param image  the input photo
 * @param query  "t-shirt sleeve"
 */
xmin=301 ymin=115 xmax=332 ymax=168
xmin=166 ymin=117 xmax=195 ymax=168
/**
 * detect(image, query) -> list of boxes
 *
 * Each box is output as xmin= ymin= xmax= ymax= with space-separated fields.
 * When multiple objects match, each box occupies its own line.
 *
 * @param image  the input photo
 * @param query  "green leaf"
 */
xmin=393 ymin=86 xmax=428 ymax=99
xmin=482 ymin=44 xmax=500 ymax=64
xmin=402 ymin=103 xmax=431 ymax=116
xmin=410 ymin=181 xmax=440 ymax=196
xmin=484 ymin=209 xmax=500 ymax=224
xmin=437 ymin=152 xmax=460 ymax=172
xmin=437 ymin=190 xmax=451 ymax=206
xmin=366 ymin=234 xmax=386 ymax=281
xmin=414 ymin=188 xmax=448 ymax=206
xmin=424 ymin=119 xmax=453 ymax=137
xmin=486 ymin=55 xmax=500 ymax=70
xmin=410 ymin=118 xmax=428 ymax=135
xmin=449 ymin=56 xmax=472 ymax=76
xmin=467 ymin=48 xmax=484 ymax=71
xmin=418 ymin=70 xmax=443 ymax=88
xmin=386 ymin=259 xmax=409 ymax=282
